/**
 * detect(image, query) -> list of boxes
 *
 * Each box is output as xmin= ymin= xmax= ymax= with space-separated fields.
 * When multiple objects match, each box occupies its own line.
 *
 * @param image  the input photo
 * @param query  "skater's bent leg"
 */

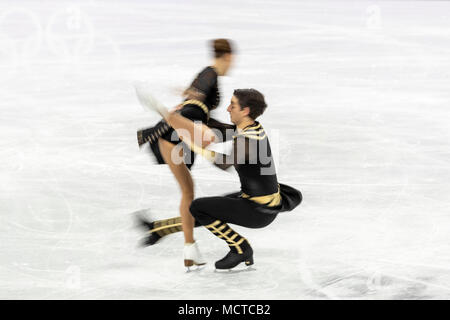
xmin=189 ymin=197 xmax=252 ymax=250
xmin=143 ymin=216 xmax=201 ymax=246
xmin=189 ymin=196 xmax=258 ymax=269
xmin=190 ymin=196 xmax=277 ymax=228
xmin=158 ymin=138 xmax=196 ymax=244
xmin=151 ymin=217 xmax=201 ymax=236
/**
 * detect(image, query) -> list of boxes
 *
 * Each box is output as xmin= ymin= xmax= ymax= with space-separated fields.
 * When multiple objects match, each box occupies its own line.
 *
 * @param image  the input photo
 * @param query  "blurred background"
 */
xmin=0 ymin=0 xmax=449 ymax=299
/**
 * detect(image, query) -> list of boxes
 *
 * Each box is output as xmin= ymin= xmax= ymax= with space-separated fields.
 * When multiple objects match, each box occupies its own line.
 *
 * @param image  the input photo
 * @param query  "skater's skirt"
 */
xmin=149 ymin=103 xmax=209 ymax=170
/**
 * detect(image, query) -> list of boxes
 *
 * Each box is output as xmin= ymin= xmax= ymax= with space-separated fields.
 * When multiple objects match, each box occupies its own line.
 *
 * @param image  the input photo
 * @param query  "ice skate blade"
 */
xmin=215 ymin=263 xmax=256 ymax=274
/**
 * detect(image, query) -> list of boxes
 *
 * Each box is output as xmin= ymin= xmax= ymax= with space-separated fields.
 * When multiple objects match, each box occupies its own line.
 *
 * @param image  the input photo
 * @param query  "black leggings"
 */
xmin=189 ymin=192 xmax=278 ymax=228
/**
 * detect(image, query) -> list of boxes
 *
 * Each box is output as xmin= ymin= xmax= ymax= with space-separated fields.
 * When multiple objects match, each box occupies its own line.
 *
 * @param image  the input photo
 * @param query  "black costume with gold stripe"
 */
xmin=186 ymin=121 xmax=302 ymax=263
xmin=189 ymin=122 xmax=302 ymax=227
xmin=137 ymin=66 xmax=219 ymax=169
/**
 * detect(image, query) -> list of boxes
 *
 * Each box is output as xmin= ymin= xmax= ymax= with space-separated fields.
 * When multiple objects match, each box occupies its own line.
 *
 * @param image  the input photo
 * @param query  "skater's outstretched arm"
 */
xmin=135 ymin=85 xmax=219 ymax=148
xmin=207 ymin=118 xmax=236 ymax=143
xmin=155 ymin=109 xmax=249 ymax=171
xmin=184 ymin=134 xmax=251 ymax=171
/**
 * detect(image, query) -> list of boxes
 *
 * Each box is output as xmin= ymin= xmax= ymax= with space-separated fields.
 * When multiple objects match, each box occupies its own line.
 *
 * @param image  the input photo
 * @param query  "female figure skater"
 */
xmin=136 ymin=39 xmax=234 ymax=267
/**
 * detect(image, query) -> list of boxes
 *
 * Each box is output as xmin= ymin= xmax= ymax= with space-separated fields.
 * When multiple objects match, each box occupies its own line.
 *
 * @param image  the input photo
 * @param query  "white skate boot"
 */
xmin=183 ymin=241 xmax=206 ymax=269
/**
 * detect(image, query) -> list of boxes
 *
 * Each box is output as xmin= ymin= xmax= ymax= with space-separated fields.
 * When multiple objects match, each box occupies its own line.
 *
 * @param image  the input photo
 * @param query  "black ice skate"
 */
xmin=140 ymin=228 xmax=162 ymax=247
xmin=135 ymin=213 xmax=154 ymax=231
xmin=215 ymin=241 xmax=254 ymax=270
xmin=136 ymin=217 xmax=162 ymax=246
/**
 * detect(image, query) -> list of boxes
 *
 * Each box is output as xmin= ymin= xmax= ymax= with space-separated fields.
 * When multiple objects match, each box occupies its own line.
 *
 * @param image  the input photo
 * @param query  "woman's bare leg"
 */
xmin=158 ymin=138 xmax=195 ymax=244
xmin=165 ymin=112 xmax=217 ymax=148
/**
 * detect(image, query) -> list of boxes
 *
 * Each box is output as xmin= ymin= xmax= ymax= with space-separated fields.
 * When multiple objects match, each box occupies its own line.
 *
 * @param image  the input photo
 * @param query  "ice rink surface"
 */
xmin=1 ymin=0 xmax=449 ymax=299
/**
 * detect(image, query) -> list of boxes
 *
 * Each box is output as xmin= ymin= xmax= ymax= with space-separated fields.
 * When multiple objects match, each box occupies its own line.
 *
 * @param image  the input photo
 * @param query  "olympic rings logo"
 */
xmin=0 ymin=5 xmax=121 ymax=78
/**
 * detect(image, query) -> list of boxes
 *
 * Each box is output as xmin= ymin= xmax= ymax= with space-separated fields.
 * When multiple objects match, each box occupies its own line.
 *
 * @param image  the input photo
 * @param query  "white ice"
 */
xmin=1 ymin=0 xmax=450 ymax=299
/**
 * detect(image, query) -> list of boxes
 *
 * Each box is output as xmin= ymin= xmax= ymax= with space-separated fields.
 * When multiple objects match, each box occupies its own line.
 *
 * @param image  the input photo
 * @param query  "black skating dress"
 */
xmin=137 ymin=66 xmax=220 ymax=170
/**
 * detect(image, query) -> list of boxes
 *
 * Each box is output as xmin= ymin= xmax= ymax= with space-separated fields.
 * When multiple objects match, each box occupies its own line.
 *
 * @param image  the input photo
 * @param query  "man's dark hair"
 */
xmin=233 ymin=89 xmax=267 ymax=120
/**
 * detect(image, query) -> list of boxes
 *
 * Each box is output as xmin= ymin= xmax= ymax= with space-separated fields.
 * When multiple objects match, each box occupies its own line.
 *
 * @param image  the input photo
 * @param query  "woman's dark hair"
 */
xmin=233 ymin=89 xmax=267 ymax=120
xmin=212 ymin=39 xmax=233 ymax=58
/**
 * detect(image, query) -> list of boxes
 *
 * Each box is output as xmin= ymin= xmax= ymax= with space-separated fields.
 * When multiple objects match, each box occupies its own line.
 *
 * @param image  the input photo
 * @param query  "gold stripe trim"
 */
xmin=220 ymin=229 xmax=232 ymax=238
xmin=229 ymin=233 xmax=238 ymax=241
xmin=206 ymin=220 xmax=221 ymax=228
xmin=240 ymin=133 xmax=267 ymax=140
xmin=242 ymin=129 xmax=265 ymax=134
xmin=241 ymin=186 xmax=281 ymax=207
xmin=149 ymin=223 xmax=182 ymax=234
xmin=244 ymin=123 xmax=261 ymax=131
xmin=229 ymin=237 xmax=245 ymax=254
xmin=206 ymin=221 xmax=247 ymax=254
xmin=182 ymin=99 xmax=210 ymax=120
